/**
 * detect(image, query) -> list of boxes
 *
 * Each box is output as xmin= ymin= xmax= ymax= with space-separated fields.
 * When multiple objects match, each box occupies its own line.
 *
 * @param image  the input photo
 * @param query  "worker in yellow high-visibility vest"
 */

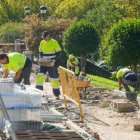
xmin=0 ymin=52 xmax=32 ymax=85
xmin=117 ymin=68 xmax=138 ymax=92
xmin=67 ymin=54 xmax=79 ymax=76
xmin=116 ymin=67 xmax=138 ymax=101
xmin=38 ymin=31 xmax=61 ymax=99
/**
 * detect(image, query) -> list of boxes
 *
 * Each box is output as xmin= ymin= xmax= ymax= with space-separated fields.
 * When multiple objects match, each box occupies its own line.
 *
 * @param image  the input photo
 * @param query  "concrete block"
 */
xmin=111 ymin=99 xmax=134 ymax=112
xmin=117 ymin=108 xmax=134 ymax=113
xmin=117 ymin=102 xmax=132 ymax=109
xmin=134 ymin=124 xmax=140 ymax=131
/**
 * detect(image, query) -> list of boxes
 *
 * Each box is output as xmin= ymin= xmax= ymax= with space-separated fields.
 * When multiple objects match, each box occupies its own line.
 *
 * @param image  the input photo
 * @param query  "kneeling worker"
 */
xmin=116 ymin=67 xmax=138 ymax=101
xmin=0 ymin=52 xmax=32 ymax=85
xmin=67 ymin=54 xmax=79 ymax=76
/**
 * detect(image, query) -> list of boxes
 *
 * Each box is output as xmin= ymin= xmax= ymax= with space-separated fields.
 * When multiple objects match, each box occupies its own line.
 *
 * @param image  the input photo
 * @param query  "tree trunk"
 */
xmin=80 ymin=55 xmax=84 ymax=72
xmin=80 ymin=54 xmax=87 ymax=72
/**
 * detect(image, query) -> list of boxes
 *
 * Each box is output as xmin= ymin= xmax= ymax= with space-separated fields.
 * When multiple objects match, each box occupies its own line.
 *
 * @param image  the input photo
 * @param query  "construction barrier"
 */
xmin=59 ymin=66 xmax=83 ymax=122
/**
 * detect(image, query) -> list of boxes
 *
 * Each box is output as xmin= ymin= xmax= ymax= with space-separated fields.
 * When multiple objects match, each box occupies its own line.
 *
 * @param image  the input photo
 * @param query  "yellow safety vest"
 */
xmin=39 ymin=39 xmax=61 ymax=59
xmin=3 ymin=52 xmax=26 ymax=72
xmin=67 ymin=57 xmax=79 ymax=67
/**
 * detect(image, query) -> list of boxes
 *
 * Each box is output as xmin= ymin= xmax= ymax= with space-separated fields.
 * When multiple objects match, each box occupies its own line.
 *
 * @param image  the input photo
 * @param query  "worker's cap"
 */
xmin=69 ymin=54 xmax=75 ymax=59
xmin=41 ymin=31 xmax=50 ymax=39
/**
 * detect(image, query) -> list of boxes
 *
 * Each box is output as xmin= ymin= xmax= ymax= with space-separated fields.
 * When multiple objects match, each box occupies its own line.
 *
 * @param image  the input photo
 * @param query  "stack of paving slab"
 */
xmin=0 ymin=78 xmax=43 ymax=131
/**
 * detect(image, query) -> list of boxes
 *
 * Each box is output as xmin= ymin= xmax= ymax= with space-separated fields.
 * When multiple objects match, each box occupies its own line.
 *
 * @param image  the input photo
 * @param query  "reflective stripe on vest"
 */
xmin=42 ymin=52 xmax=56 ymax=59
xmin=36 ymin=73 xmax=45 ymax=86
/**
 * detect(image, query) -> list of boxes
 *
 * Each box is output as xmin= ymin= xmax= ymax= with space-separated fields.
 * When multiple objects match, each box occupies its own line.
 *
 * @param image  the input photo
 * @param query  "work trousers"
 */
xmin=39 ymin=65 xmax=60 ymax=97
xmin=68 ymin=66 xmax=79 ymax=76
xmin=122 ymin=71 xmax=138 ymax=92
xmin=15 ymin=58 xmax=32 ymax=85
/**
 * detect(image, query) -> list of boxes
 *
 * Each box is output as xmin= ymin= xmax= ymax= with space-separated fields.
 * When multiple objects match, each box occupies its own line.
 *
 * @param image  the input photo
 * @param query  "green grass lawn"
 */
xmin=88 ymin=74 xmax=118 ymax=91
xmin=88 ymin=74 xmax=140 ymax=96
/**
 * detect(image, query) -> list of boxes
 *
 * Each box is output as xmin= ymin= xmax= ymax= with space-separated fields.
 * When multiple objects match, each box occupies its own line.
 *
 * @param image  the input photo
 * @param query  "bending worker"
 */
xmin=0 ymin=52 xmax=32 ymax=85
xmin=38 ymin=31 xmax=61 ymax=99
xmin=67 ymin=54 xmax=79 ymax=76
xmin=116 ymin=67 xmax=138 ymax=100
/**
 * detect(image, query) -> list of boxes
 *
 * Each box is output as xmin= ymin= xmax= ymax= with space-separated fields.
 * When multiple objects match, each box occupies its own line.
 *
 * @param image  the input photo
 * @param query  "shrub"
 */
xmin=0 ymin=22 xmax=22 ymax=43
xmin=110 ymin=72 xmax=117 ymax=81
xmin=63 ymin=20 xmax=100 ymax=71
xmin=104 ymin=19 xmax=140 ymax=71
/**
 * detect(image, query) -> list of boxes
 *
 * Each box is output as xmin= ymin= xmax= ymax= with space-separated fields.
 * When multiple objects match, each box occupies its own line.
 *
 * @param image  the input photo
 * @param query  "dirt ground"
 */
xmin=80 ymin=87 xmax=140 ymax=140
xmin=31 ymin=73 xmax=140 ymax=140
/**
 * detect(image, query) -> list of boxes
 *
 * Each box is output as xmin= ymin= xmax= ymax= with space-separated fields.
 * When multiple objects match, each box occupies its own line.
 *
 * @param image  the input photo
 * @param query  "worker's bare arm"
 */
xmin=2 ymin=69 xmax=9 ymax=78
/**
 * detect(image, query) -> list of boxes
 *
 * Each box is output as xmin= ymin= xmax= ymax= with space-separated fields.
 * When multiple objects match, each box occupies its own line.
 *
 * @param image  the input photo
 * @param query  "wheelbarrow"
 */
xmin=76 ymin=80 xmax=90 ymax=98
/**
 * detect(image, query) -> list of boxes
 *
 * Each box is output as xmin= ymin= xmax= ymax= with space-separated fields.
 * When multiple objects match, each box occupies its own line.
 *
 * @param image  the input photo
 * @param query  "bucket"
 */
xmin=125 ymin=92 xmax=137 ymax=101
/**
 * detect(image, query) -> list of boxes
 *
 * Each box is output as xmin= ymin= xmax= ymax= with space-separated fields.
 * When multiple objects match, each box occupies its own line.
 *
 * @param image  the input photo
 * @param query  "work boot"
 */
xmin=125 ymin=91 xmax=130 ymax=99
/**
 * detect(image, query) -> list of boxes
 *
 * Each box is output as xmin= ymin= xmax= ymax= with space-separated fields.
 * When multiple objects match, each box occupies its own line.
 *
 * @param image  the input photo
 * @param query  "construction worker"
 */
xmin=116 ymin=67 xmax=138 ymax=101
xmin=67 ymin=54 xmax=79 ymax=76
xmin=0 ymin=52 xmax=32 ymax=85
xmin=38 ymin=31 xmax=61 ymax=99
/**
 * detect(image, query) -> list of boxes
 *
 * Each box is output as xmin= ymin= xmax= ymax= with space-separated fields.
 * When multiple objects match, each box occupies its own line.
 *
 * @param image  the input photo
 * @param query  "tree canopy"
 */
xmin=104 ymin=19 xmax=140 ymax=71
xmin=63 ymin=20 xmax=100 ymax=71
xmin=22 ymin=14 xmax=74 ymax=54
xmin=55 ymin=0 xmax=95 ymax=18
xmin=0 ymin=0 xmax=140 ymax=70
